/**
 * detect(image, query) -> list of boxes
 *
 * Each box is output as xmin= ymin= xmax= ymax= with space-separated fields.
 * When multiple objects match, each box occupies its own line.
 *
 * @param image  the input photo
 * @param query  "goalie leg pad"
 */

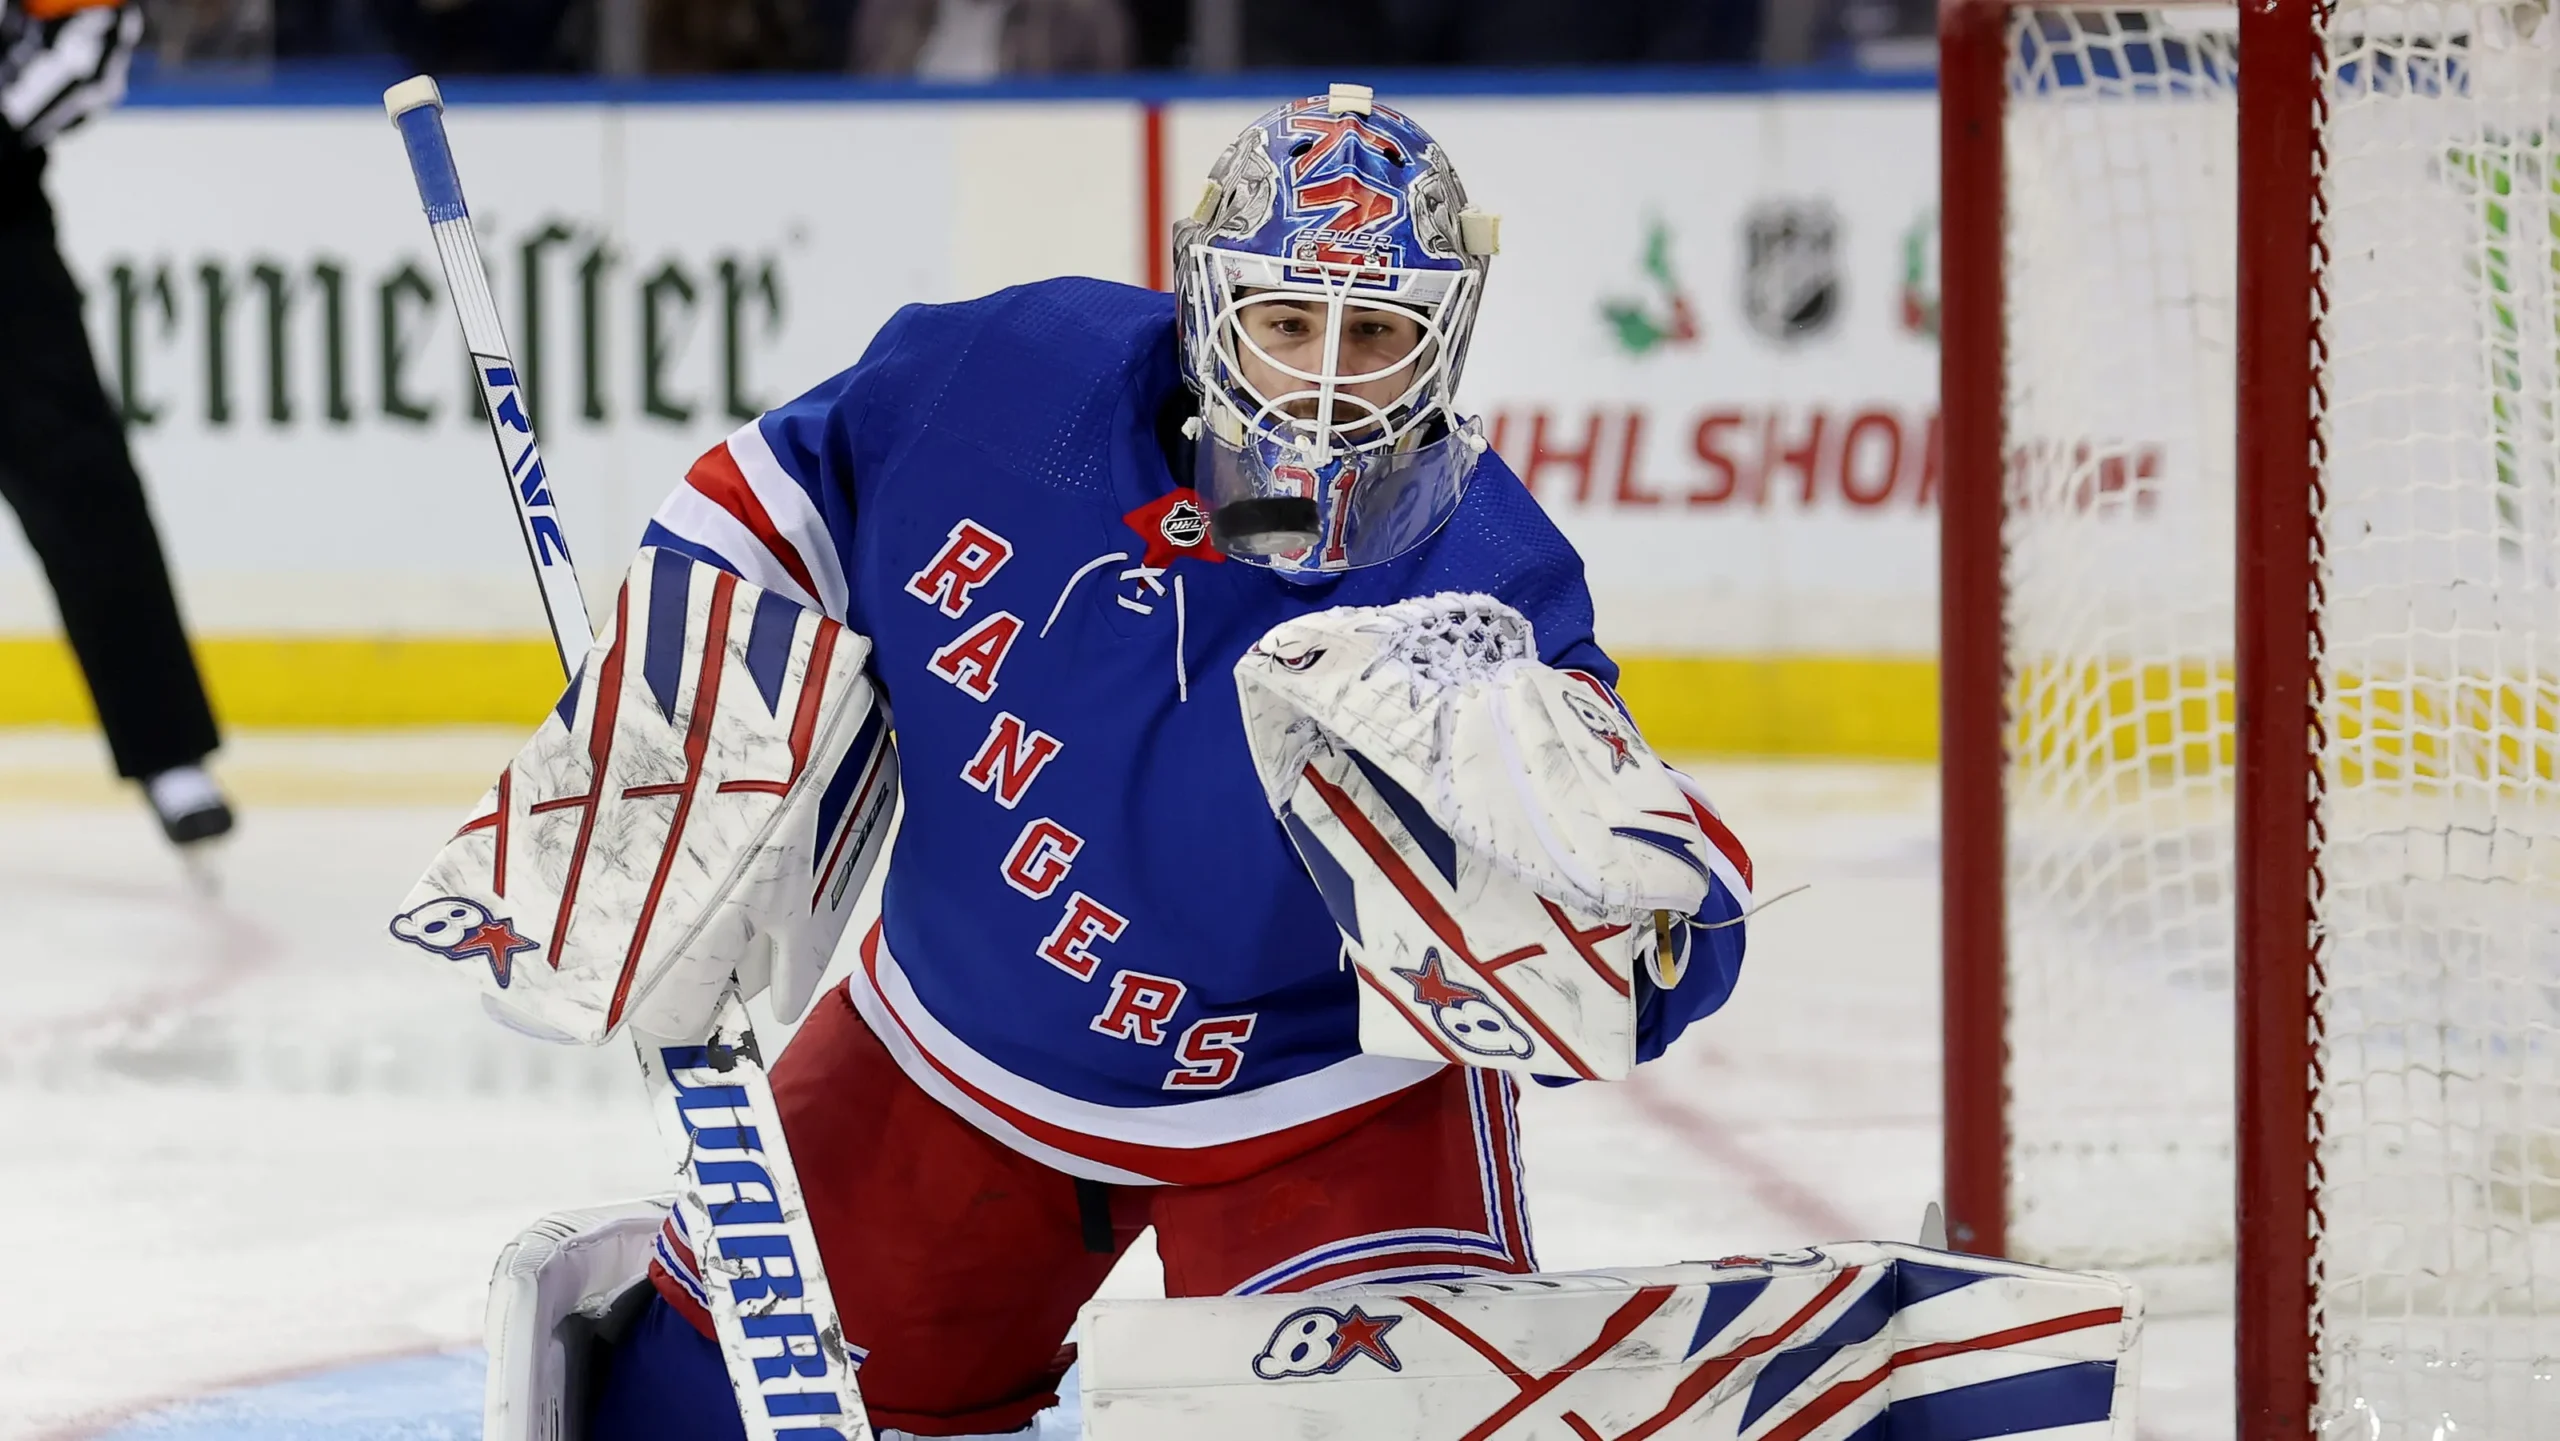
xmin=1077 ymin=1243 xmax=2142 ymax=1440
xmin=483 ymin=1197 xmax=676 ymax=1441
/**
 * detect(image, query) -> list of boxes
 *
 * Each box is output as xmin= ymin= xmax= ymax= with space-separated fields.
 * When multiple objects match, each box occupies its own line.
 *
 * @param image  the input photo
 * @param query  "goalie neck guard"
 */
xmin=1174 ymin=83 xmax=1500 ymax=577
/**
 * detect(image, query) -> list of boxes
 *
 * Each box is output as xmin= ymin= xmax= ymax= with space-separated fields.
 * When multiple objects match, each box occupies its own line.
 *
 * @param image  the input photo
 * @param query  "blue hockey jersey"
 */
xmin=643 ymin=278 xmax=1750 ymax=1185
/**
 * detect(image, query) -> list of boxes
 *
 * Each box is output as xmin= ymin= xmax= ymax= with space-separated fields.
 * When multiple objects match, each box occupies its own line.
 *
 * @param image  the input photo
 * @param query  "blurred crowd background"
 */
xmin=137 ymin=0 xmax=1936 ymax=79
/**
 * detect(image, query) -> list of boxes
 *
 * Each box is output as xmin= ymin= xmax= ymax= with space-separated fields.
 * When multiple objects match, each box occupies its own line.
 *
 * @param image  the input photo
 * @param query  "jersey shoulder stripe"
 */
xmin=634 ymin=520 xmax=739 ymax=583
xmin=646 ymin=415 xmax=858 ymax=621
xmin=643 ymin=489 xmax=818 ymax=613
xmin=1670 ymin=771 xmax=1754 ymax=904
xmin=733 ymin=418 xmax=850 ymax=618
xmin=679 ymin=436 xmax=822 ymax=604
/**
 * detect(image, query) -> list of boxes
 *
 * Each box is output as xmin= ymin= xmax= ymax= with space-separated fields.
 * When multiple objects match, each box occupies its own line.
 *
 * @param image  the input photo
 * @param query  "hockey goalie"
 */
xmin=398 ymin=84 xmax=2142 ymax=1440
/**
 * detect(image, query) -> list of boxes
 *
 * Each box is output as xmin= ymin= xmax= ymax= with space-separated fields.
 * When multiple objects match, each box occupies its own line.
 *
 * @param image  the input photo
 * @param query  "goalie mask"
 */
xmin=1174 ymin=84 xmax=1500 ymax=577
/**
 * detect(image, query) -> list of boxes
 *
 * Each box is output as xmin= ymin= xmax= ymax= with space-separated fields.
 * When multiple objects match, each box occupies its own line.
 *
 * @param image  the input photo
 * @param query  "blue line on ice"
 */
xmin=91 ymin=1351 xmax=481 ymax=1439
xmin=90 ymin=1349 xmax=1087 ymax=1439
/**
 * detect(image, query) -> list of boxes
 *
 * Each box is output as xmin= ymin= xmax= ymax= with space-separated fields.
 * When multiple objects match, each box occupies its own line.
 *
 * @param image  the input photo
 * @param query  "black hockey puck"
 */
xmin=1211 ymin=497 xmax=1321 ymax=558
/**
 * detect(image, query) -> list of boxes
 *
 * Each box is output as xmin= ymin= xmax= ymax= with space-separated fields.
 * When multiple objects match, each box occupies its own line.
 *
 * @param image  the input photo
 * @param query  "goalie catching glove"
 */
xmin=391 ymin=548 xmax=899 ymax=1044
xmin=1235 ymin=593 xmax=1749 ymax=1083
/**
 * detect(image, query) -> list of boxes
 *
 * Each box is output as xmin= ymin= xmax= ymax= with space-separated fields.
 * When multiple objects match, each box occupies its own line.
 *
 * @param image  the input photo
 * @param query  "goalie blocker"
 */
xmin=390 ymin=546 xmax=898 ymax=1045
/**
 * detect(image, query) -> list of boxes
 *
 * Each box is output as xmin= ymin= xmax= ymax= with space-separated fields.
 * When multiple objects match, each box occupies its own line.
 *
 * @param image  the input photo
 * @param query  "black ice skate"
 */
xmin=145 ymin=764 xmax=234 ymax=848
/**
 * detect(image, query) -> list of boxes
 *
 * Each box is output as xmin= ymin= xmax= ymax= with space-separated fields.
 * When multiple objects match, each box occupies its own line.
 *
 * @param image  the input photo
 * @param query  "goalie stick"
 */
xmin=382 ymin=76 xmax=872 ymax=1441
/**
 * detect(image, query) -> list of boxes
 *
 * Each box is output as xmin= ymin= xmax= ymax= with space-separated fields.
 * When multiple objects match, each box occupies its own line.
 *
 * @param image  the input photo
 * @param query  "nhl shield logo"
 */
xmin=1161 ymin=497 xmax=1210 ymax=550
xmin=1742 ymin=201 xmax=1841 ymax=343
xmin=1123 ymin=488 xmax=1227 ymax=570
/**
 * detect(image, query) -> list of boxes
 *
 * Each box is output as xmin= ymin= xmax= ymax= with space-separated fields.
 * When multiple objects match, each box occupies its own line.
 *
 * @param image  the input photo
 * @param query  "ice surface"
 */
xmin=81 ymin=1354 xmax=481 ymax=1439
xmin=0 ymin=732 xmax=2231 ymax=1439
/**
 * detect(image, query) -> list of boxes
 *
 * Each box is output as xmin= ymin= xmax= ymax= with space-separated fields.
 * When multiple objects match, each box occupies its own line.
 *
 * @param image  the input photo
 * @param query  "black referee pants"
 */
xmin=0 ymin=137 xmax=216 ymax=779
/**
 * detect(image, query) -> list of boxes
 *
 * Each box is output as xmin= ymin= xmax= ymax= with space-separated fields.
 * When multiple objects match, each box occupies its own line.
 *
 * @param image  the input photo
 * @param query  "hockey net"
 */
xmin=1946 ymin=3 xmax=2560 ymax=1433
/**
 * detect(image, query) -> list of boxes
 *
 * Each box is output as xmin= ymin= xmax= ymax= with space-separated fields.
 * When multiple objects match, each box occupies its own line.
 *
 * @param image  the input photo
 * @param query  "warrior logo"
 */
xmin=391 ymin=895 xmax=540 ymax=988
xmin=1393 ymin=948 xmax=1534 ymax=1059
xmin=1253 ymin=1304 xmax=1404 ymax=1379
xmin=1741 ymin=201 xmax=1842 ymax=344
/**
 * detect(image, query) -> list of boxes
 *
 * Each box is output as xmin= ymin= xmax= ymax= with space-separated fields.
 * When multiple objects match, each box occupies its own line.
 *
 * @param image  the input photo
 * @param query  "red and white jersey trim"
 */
xmin=651 ymin=481 xmax=815 ymax=613
xmin=651 ymin=419 xmax=850 ymax=620
xmin=846 ymin=922 xmax=1440 ymax=1186
xmin=1668 ymin=768 xmax=1754 ymax=907
xmin=728 ymin=420 xmax=849 ymax=618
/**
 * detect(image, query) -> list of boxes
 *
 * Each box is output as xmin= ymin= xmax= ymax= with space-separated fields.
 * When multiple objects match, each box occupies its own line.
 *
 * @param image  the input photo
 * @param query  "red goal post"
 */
xmin=1939 ymin=3 xmax=2560 ymax=1436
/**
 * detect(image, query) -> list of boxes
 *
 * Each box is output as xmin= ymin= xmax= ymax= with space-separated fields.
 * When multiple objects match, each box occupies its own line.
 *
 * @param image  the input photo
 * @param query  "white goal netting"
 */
xmin=1999 ymin=4 xmax=2560 ymax=1433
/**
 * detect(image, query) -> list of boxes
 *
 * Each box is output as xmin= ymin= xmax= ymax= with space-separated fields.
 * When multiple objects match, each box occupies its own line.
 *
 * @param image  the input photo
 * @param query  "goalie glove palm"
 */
xmin=1237 ymin=593 xmax=1713 ymax=921
xmin=391 ymin=549 xmax=899 ymax=1044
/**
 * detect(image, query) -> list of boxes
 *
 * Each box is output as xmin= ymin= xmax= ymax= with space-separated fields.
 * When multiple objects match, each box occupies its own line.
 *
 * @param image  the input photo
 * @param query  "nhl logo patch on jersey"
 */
xmin=1124 ymin=487 xmax=1228 ymax=570
xmin=1742 ymin=200 xmax=1841 ymax=343
xmin=1161 ymin=497 xmax=1210 ymax=550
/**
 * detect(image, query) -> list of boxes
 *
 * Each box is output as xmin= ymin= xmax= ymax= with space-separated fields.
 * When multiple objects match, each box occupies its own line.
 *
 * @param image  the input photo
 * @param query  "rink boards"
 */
xmin=0 ymin=78 xmax=1943 ymax=757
